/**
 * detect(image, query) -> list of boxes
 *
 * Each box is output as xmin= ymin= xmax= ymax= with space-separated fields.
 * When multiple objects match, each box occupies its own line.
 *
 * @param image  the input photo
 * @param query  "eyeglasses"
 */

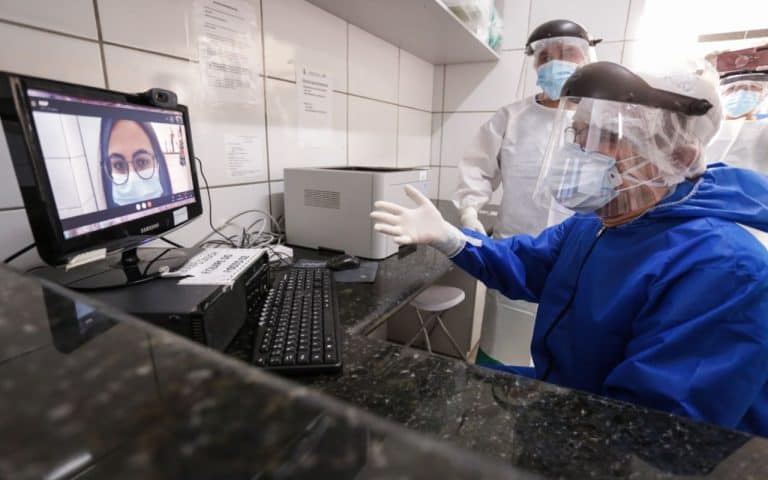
xmin=104 ymin=151 xmax=157 ymax=185
xmin=564 ymin=125 xmax=619 ymax=149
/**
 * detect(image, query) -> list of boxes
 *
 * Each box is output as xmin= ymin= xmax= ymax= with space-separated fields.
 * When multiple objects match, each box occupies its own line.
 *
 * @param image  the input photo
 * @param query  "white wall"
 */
xmin=0 ymin=0 xmax=434 ymax=268
xmin=431 ymin=0 xmax=642 ymax=203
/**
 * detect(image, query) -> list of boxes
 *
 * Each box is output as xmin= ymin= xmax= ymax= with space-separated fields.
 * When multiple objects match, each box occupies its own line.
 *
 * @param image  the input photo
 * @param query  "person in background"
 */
xmin=707 ymin=44 xmax=768 ymax=173
xmin=100 ymin=119 xmax=172 ymax=208
xmin=372 ymin=62 xmax=768 ymax=436
xmin=453 ymin=19 xmax=601 ymax=366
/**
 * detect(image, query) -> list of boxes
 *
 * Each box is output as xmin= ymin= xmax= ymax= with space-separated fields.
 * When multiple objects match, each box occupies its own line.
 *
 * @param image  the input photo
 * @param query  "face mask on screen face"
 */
xmin=112 ymin=174 xmax=164 ymax=206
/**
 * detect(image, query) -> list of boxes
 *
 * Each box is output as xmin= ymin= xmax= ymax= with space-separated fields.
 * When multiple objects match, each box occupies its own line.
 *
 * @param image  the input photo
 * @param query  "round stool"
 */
xmin=405 ymin=285 xmax=467 ymax=360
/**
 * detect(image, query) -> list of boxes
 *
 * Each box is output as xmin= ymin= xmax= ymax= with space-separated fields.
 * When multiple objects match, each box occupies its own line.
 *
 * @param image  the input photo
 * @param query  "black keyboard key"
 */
xmin=252 ymin=266 xmax=341 ymax=373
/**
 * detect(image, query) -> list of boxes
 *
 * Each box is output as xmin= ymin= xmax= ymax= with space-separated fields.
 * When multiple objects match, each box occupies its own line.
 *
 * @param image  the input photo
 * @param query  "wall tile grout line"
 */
xmin=101 ymin=41 xmax=194 ymax=63
xmin=395 ymin=48 xmax=401 ymax=167
xmin=620 ymin=0 xmax=634 ymax=62
xmin=257 ymin=0 xmax=274 ymax=218
xmin=0 ymin=206 xmax=24 ymax=213
xmin=91 ymin=0 xmax=109 ymax=88
xmin=436 ymin=65 xmax=447 ymax=200
xmin=0 ymin=17 xmax=97 ymax=43
xmin=346 ymin=21 xmax=350 ymax=167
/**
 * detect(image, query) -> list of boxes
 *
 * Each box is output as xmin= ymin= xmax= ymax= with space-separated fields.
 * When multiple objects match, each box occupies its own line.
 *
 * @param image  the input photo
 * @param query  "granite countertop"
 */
xmin=222 ymin=242 xmax=768 ymax=478
xmin=0 ymin=266 xmax=520 ymax=479
xmin=303 ymin=334 xmax=768 ymax=479
xmin=7 ymin=225 xmax=768 ymax=478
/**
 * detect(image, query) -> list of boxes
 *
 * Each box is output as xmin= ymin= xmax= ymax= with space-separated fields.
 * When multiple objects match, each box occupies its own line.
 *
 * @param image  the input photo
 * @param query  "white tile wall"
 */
xmin=624 ymin=0 xmax=646 ymax=41
xmin=427 ymin=167 xmax=440 ymax=199
xmin=0 ymin=22 xmax=104 ymax=87
xmin=162 ymin=183 xmax=272 ymax=246
xmin=528 ymin=0 xmax=631 ymax=42
xmin=262 ymin=0 xmax=347 ymax=90
xmin=98 ymin=0 xmax=196 ymax=59
xmin=501 ymin=0 xmax=530 ymax=50
xmin=348 ymin=25 xmax=399 ymax=103
xmin=397 ymin=108 xmax=431 ymax=168
xmin=266 ymin=79 xmax=347 ymax=180
xmin=440 ymin=112 xmax=494 ymax=167
xmin=430 ymin=113 xmax=442 ymax=166
xmin=269 ymin=181 xmax=284 ymax=225
xmin=0 ymin=209 xmax=39 ymax=269
xmin=104 ymin=45 xmax=269 ymax=187
xmin=432 ymin=65 xmax=445 ymax=112
xmin=438 ymin=166 xmax=459 ymax=201
xmin=348 ymin=96 xmax=397 ymax=167
xmin=398 ymin=50 xmax=434 ymax=111
xmin=0 ymin=128 xmax=22 ymax=208
xmin=444 ymin=51 xmax=526 ymax=112
xmin=0 ymin=0 xmax=97 ymax=38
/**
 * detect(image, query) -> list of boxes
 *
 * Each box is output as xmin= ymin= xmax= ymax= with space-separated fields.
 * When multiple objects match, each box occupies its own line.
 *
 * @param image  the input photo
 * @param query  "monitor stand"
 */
xmin=36 ymin=247 xmax=198 ymax=291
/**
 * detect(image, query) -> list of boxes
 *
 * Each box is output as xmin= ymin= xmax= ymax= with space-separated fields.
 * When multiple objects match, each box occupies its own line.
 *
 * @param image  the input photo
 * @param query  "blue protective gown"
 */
xmin=451 ymin=164 xmax=768 ymax=435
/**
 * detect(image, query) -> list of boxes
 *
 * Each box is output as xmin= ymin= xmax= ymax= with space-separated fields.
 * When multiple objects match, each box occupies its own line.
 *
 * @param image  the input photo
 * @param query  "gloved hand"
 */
xmin=459 ymin=206 xmax=486 ymax=234
xmin=370 ymin=185 xmax=467 ymax=257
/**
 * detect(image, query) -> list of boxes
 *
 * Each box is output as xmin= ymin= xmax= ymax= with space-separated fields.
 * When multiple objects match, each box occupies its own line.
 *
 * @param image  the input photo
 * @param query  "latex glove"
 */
xmin=459 ymin=206 xmax=486 ymax=235
xmin=370 ymin=185 xmax=466 ymax=257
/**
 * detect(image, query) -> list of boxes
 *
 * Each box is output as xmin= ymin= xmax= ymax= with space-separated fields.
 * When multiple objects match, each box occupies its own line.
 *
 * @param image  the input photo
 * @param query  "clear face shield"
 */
xmin=529 ymin=37 xmax=596 ymax=101
xmin=533 ymin=97 xmax=706 ymax=219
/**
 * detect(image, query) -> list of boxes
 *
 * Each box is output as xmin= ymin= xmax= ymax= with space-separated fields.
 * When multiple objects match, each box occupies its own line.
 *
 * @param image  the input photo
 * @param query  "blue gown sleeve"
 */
xmin=449 ymin=218 xmax=573 ymax=303
xmin=601 ymin=258 xmax=768 ymax=428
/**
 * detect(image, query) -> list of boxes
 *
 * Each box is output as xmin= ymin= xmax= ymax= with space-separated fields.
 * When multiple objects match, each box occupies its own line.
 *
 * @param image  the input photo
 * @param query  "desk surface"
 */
xmin=5 ymin=242 xmax=768 ymax=478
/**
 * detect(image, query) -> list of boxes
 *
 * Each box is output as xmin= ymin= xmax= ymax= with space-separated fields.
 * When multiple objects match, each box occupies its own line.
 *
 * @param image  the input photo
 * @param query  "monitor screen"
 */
xmin=26 ymin=88 xmax=197 ymax=240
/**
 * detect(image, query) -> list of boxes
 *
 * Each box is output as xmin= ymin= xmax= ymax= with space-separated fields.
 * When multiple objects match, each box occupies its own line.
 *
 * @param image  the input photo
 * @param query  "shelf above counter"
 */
xmin=306 ymin=0 xmax=500 ymax=64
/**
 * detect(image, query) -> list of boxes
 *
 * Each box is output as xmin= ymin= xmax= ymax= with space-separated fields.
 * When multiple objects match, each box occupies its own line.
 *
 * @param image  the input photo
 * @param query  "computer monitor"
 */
xmin=0 ymin=72 xmax=203 ymax=287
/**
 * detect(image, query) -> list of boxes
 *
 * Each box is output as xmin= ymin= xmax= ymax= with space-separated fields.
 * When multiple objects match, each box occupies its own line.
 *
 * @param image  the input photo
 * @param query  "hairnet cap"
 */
xmin=525 ymin=19 xmax=602 ymax=55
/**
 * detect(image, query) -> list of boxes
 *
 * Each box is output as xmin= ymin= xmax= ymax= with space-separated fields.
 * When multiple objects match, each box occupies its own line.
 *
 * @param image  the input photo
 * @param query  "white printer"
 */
xmin=284 ymin=167 xmax=430 ymax=259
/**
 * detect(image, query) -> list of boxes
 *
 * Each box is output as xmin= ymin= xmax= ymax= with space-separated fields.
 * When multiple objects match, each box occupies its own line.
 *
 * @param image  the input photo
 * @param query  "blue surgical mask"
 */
xmin=548 ymin=143 xmax=621 ymax=213
xmin=724 ymin=90 xmax=762 ymax=118
xmin=112 ymin=173 xmax=164 ymax=206
xmin=536 ymin=60 xmax=579 ymax=101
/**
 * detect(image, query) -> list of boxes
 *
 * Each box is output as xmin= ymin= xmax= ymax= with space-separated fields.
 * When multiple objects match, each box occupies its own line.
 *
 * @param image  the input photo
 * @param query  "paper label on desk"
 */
xmin=164 ymin=248 xmax=265 ymax=286
xmin=193 ymin=0 xmax=261 ymax=105
xmin=296 ymin=65 xmax=333 ymax=148
xmin=225 ymin=135 xmax=264 ymax=178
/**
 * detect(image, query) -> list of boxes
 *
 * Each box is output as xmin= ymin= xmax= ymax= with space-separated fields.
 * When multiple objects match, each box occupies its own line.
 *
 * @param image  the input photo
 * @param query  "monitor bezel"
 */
xmin=0 ymin=71 xmax=203 ymax=266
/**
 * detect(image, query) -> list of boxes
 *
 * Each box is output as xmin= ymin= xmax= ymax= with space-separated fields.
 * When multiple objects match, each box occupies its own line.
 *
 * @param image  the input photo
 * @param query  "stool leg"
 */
xmin=404 ymin=309 xmax=434 ymax=353
xmin=435 ymin=312 xmax=466 ymax=361
xmin=416 ymin=309 xmax=432 ymax=354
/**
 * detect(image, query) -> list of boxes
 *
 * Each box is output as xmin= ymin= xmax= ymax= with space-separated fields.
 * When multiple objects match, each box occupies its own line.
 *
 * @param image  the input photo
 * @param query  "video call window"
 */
xmin=27 ymin=89 xmax=196 ymax=239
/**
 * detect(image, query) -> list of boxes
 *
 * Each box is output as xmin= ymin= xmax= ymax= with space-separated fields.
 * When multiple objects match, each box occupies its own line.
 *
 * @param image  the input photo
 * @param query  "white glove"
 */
xmin=370 ymin=185 xmax=467 ymax=257
xmin=459 ymin=206 xmax=486 ymax=234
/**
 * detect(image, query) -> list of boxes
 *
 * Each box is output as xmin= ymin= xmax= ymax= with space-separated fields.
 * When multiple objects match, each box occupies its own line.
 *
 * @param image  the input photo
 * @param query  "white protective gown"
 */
xmin=453 ymin=96 xmax=569 ymax=365
xmin=708 ymin=119 xmax=768 ymax=173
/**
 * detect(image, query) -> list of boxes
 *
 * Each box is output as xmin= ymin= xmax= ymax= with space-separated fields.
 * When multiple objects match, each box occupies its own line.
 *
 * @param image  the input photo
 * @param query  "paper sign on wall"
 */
xmin=193 ymin=0 xmax=260 ymax=105
xmin=296 ymin=65 xmax=333 ymax=148
xmin=225 ymin=135 xmax=263 ymax=178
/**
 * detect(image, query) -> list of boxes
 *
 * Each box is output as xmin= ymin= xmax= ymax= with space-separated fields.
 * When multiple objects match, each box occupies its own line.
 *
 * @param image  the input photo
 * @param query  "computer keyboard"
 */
xmin=252 ymin=266 xmax=342 ymax=374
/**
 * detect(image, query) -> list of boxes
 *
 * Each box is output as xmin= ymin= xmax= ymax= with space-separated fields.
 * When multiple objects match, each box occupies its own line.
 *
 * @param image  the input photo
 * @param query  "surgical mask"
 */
xmin=536 ymin=60 xmax=578 ymax=101
xmin=112 ymin=173 xmax=164 ymax=206
xmin=724 ymin=90 xmax=762 ymax=118
xmin=547 ymin=143 xmax=621 ymax=213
